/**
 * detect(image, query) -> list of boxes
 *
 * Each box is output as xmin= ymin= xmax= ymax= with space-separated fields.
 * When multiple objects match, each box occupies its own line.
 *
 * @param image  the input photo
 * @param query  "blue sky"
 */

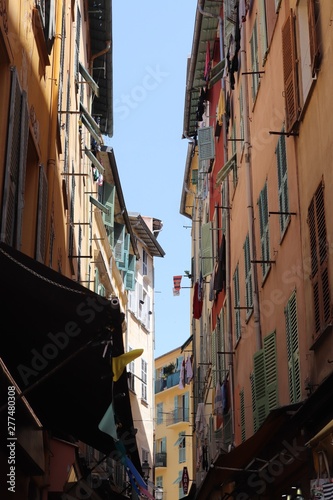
xmin=106 ymin=2 xmax=197 ymax=358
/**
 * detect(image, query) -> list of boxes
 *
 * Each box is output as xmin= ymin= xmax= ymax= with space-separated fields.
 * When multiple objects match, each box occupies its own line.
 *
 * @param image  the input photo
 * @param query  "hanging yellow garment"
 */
xmin=112 ymin=349 xmax=144 ymax=382
xmin=217 ymin=89 xmax=225 ymax=126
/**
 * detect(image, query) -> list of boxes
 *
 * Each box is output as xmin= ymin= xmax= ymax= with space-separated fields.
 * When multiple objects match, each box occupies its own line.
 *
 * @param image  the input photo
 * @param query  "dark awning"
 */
xmin=195 ymin=403 xmax=304 ymax=499
xmin=0 ymin=242 xmax=140 ymax=470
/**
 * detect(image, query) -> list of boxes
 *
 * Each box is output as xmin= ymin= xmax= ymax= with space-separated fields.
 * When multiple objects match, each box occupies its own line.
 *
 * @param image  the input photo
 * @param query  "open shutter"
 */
xmin=308 ymin=0 xmax=320 ymax=77
xmin=113 ymin=223 xmax=125 ymax=263
xmin=282 ymin=10 xmax=299 ymax=133
xmin=118 ymin=232 xmax=130 ymax=271
xmin=285 ymin=293 xmax=301 ymax=403
xmin=201 ymin=222 xmax=213 ymax=277
xmin=36 ymin=164 xmax=48 ymax=262
xmin=125 ymin=254 xmax=136 ymax=291
xmin=264 ymin=331 xmax=278 ymax=411
xmin=253 ymin=350 xmax=266 ymax=429
xmin=198 ymin=126 xmax=215 ymax=161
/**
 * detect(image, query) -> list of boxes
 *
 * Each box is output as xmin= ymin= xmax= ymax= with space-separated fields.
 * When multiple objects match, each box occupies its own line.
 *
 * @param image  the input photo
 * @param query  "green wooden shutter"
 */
xmin=212 ymin=328 xmax=217 ymax=386
xmin=264 ymin=331 xmax=278 ymax=411
xmin=253 ymin=350 xmax=266 ymax=429
xmin=113 ymin=223 xmax=125 ymax=262
xmin=118 ymin=232 xmax=130 ymax=271
xmin=285 ymin=292 xmax=301 ymax=403
xmin=125 ymin=254 xmax=136 ymax=291
xmin=258 ymin=182 xmax=270 ymax=278
xmin=276 ymin=132 xmax=289 ymax=234
xmin=16 ymin=91 xmax=29 ymax=250
xmin=102 ymin=183 xmax=115 ymax=230
xmin=201 ymin=222 xmax=213 ymax=277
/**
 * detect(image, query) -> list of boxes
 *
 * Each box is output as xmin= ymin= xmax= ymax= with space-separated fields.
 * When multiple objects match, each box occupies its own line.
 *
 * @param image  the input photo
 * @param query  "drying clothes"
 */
xmin=179 ymin=359 xmax=186 ymax=389
xmin=185 ymin=355 xmax=193 ymax=383
xmin=193 ymin=281 xmax=203 ymax=319
xmin=214 ymin=234 xmax=226 ymax=294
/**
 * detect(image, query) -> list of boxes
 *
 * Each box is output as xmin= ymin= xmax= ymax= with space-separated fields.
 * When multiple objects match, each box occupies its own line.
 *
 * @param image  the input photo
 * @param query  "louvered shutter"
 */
xmin=233 ymin=265 xmax=241 ymax=342
xmin=282 ymin=10 xmax=299 ymax=133
xmin=118 ymin=232 xmax=130 ymax=271
xmin=16 ymin=91 xmax=29 ymax=249
xmin=264 ymin=331 xmax=278 ymax=411
xmin=198 ymin=126 xmax=215 ymax=161
xmin=113 ymin=223 xmax=125 ymax=262
xmin=1 ymin=69 xmax=22 ymax=245
xmin=125 ymin=254 xmax=136 ymax=291
xmin=258 ymin=183 xmax=270 ymax=278
xmin=244 ymin=235 xmax=253 ymax=316
xmin=212 ymin=329 xmax=217 ymax=387
xmin=201 ymin=222 xmax=213 ymax=277
xmin=285 ymin=293 xmax=301 ymax=403
xmin=36 ymin=164 xmax=48 ymax=262
xmin=240 ymin=389 xmax=246 ymax=442
xmin=308 ymin=183 xmax=330 ymax=335
xmin=308 ymin=0 xmax=320 ymax=77
xmin=253 ymin=350 xmax=266 ymax=429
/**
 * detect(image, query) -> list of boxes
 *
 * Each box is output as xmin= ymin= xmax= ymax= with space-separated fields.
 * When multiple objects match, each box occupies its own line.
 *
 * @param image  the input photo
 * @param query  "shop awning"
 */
xmin=307 ymin=419 xmax=333 ymax=447
xmin=0 ymin=242 xmax=140 ymax=470
xmin=195 ymin=403 xmax=303 ymax=499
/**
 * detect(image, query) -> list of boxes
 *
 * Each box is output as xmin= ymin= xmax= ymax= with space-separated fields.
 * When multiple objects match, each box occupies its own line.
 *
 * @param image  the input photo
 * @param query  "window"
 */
xmin=233 ymin=264 xmax=241 ymax=341
xmin=174 ymin=393 xmax=189 ymax=424
xmin=141 ymin=359 xmax=148 ymax=402
xmin=250 ymin=18 xmax=260 ymax=101
xmin=128 ymin=346 xmax=135 ymax=392
xmin=252 ymin=331 xmax=278 ymax=431
xmin=258 ymin=182 xmax=270 ymax=279
xmin=308 ymin=182 xmax=331 ymax=336
xmin=244 ymin=234 xmax=253 ymax=319
xmin=156 ymin=403 xmax=163 ymax=425
xmin=276 ymin=131 xmax=290 ymax=236
xmin=258 ymin=0 xmax=268 ymax=64
xmin=285 ymin=292 xmax=301 ymax=402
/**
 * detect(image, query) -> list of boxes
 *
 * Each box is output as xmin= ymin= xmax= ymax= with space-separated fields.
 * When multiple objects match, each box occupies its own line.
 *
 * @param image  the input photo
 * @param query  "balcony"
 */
xmin=155 ymin=452 xmax=167 ymax=467
xmin=165 ymin=406 xmax=189 ymax=427
xmin=155 ymin=371 xmax=180 ymax=393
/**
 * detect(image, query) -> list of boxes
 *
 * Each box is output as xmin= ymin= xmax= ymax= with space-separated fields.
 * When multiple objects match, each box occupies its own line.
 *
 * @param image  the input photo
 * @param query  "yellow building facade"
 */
xmin=155 ymin=340 xmax=195 ymax=500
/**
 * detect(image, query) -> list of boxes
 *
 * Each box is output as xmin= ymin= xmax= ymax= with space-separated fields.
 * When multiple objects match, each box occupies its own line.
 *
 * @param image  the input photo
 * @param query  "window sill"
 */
xmin=141 ymin=399 xmax=149 ymax=408
xmin=309 ymin=322 xmax=333 ymax=351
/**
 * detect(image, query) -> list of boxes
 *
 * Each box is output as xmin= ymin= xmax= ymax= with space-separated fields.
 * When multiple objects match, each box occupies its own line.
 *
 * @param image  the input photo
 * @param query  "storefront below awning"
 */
xmin=0 ymin=242 xmax=140 ymax=471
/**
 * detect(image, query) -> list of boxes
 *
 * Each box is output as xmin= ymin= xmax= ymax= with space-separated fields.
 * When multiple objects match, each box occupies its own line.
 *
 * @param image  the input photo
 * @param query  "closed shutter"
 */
xmin=282 ymin=10 xmax=299 ymax=133
xmin=118 ymin=232 xmax=130 ymax=271
xmin=264 ymin=331 xmax=278 ymax=411
xmin=201 ymin=222 xmax=213 ymax=277
xmin=240 ymin=388 xmax=246 ymax=442
xmin=16 ymin=91 xmax=29 ymax=250
xmin=1 ymin=69 xmax=25 ymax=246
xmin=308 ymin=182 xmax=331 ymax=335
xmin=233 ymin=265 xmax=241 ymax=342
xmin=276 ymin=133 xmax=289 ymax=234
xmin=36 ymin=164 xmax=48 ymax=262
xmin=253 ymin=350 xmax=266 ymax=429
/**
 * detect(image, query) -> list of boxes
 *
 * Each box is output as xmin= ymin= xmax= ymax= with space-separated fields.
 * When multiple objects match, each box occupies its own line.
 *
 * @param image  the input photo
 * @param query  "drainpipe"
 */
xmin=89 ymin=40 xmax=111 ymax=74
xmin=197 ymin=0 xmax=236 ymax=445
xmin=240 ymin=21 xmax=262 ymax=351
